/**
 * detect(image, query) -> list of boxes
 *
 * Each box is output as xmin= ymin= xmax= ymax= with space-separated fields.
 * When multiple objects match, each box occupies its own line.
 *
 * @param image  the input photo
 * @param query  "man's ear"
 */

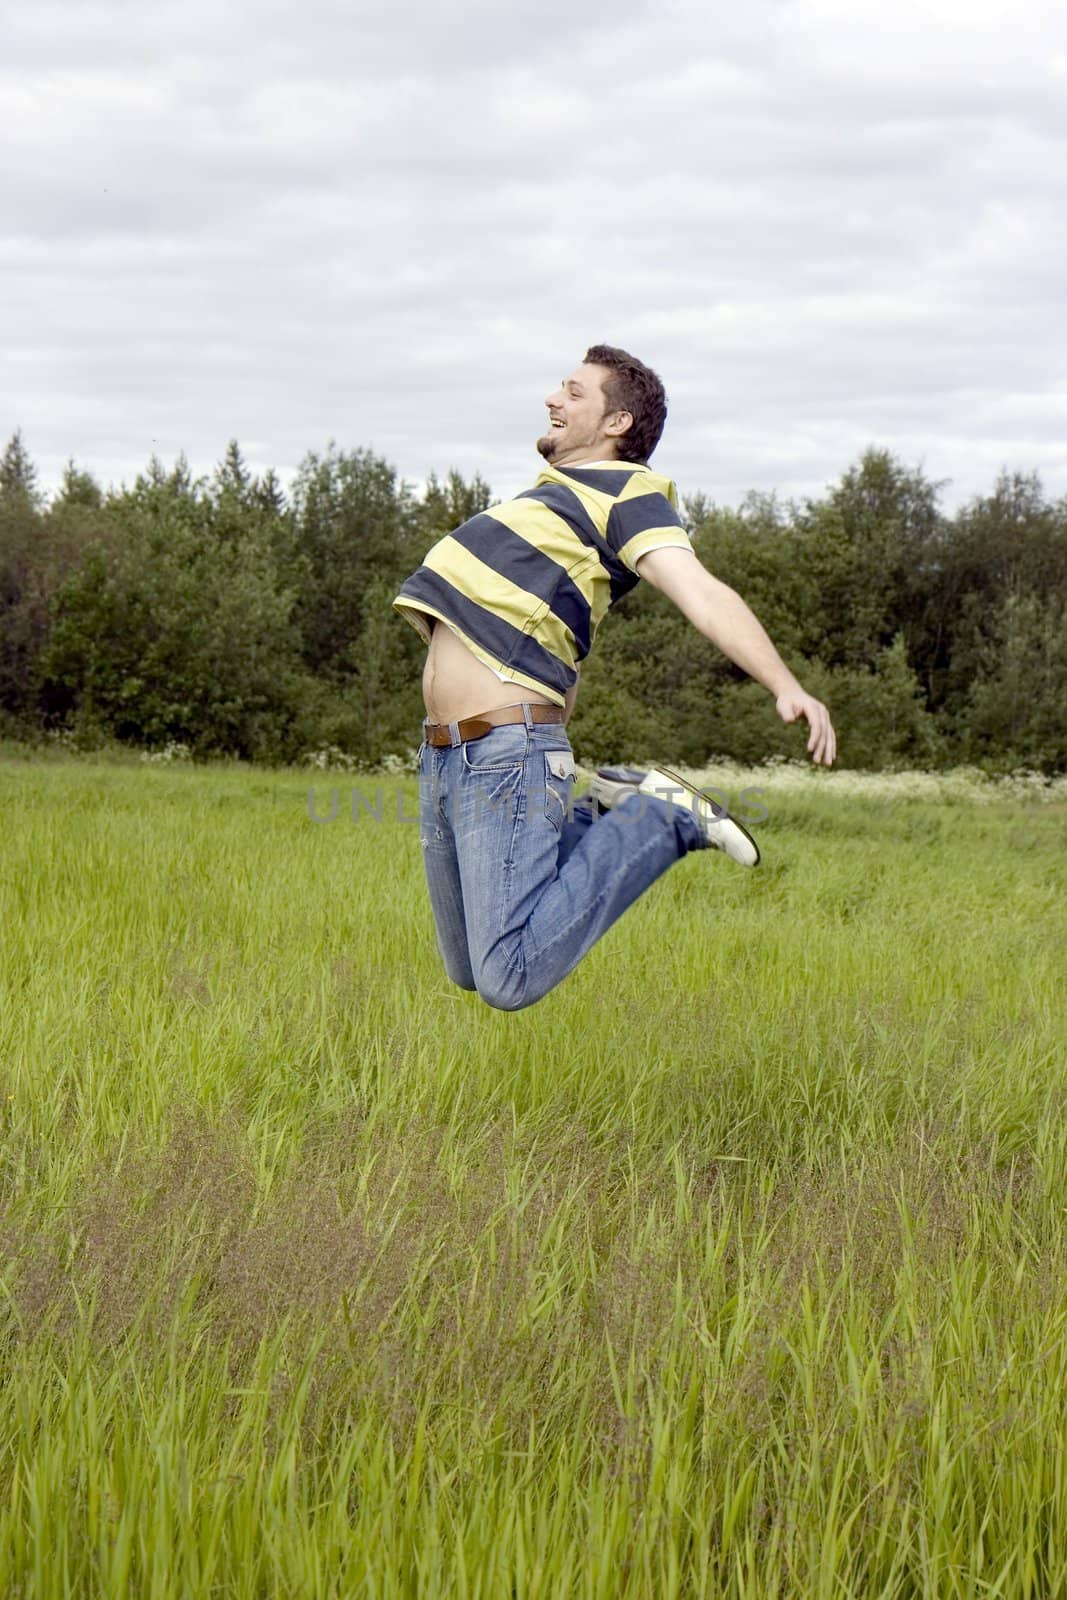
xmin=603 ymin=410 xmax=633 ymax=440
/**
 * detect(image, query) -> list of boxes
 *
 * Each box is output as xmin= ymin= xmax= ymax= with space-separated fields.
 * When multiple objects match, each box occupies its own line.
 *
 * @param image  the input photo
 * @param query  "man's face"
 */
xmin=536 ymin=363 xmax=630 ymax=466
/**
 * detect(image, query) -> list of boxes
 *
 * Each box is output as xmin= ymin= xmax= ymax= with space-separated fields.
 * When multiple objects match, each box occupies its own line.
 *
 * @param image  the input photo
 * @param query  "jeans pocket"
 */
xmin=460 ymin=728 xmax=528 ymax=774
xmin=543 ymin=749 xmax=576 ymax=831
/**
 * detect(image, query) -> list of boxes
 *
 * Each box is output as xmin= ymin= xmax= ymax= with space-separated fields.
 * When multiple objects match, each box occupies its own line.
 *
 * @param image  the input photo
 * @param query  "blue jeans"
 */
xmin=418 ymin=713 xmax=706 ymax=1011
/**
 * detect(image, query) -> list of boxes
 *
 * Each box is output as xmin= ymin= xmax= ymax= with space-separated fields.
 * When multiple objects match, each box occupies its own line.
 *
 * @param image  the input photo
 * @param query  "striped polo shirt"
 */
xmin=392 ymin=461 xmax=693 ymax=706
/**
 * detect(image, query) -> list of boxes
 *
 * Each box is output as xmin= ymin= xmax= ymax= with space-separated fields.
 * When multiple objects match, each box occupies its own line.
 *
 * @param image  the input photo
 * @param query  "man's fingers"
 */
xmin=804 ymin=702 xmax=836 ymax=765
xmin=777 ymin=692 xmax=836 ymax=764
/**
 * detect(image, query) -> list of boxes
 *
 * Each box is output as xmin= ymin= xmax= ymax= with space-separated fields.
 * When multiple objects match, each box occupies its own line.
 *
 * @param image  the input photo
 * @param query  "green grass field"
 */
xmin=2 ymin=751 xmax=1066 ymax=1597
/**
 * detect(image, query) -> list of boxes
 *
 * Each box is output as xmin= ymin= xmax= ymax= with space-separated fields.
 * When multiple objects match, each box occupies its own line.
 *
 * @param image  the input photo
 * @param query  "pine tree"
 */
xmin=0 ymin=431 xmax=42 ymax=509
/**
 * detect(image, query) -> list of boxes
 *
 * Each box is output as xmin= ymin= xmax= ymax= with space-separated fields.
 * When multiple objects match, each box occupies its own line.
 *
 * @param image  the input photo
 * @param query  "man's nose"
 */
xmin=545 ymin=388 xmax=563 ymax=408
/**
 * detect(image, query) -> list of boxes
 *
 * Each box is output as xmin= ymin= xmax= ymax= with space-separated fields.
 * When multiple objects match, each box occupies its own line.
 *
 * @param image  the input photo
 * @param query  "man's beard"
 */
xmin=535 ymin=431 xmax=558 ymax=461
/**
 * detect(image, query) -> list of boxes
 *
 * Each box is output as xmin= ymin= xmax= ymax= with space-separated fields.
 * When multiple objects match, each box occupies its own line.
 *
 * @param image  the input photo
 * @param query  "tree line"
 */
xmin=2 ymin=432 xmax=1065 ymax=772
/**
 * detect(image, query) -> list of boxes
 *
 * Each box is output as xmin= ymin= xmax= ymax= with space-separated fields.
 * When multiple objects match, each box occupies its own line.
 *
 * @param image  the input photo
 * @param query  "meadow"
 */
xmin=1 ymin=749 xmax=1066 ymax=1597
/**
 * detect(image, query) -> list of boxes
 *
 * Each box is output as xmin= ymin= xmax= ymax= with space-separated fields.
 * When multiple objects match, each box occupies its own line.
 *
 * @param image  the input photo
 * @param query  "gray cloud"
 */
xmin=3 ymin=0 xmax=1065 ymax=512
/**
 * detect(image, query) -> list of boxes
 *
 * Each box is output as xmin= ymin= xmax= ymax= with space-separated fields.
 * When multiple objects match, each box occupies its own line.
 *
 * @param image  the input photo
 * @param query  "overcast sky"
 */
xmin=4 ymin=0 xmax=1066 ymax=513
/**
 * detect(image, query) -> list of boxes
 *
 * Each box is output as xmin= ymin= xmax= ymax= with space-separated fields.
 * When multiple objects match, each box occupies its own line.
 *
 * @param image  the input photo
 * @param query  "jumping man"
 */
xmin=393 ymin=344 xmax=836 ymax=1011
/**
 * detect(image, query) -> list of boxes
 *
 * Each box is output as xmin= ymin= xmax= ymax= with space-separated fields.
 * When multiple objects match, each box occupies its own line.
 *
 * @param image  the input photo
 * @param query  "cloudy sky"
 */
xmin=4 ymin=0 xmax=1066 ymax=512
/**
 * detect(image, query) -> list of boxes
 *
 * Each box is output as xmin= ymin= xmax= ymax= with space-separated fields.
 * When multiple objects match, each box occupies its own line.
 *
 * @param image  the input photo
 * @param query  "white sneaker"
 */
xmin=588 ymin=765 xmax=761 ymax=867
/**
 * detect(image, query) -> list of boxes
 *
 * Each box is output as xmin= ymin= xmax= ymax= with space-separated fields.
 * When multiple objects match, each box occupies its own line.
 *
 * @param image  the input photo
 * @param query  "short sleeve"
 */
xmin=605 ymin=491 xmax=694 ymax=575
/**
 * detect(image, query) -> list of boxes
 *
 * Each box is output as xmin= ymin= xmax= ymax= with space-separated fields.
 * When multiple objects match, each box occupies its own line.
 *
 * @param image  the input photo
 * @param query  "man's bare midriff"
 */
xmin=422 ymin=620 xmax=566 ymax=724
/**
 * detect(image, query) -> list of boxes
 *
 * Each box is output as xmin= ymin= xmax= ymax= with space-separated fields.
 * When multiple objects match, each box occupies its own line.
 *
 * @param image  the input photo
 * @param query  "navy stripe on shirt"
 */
xmin=449 ymin=512 xmax=592 ymax=656
xmin=396 ymin=568 xmax=577 ymax=696
xmin=556 ymin=466 xmax=639 ymax=497
xmin=516 ymin=482 xmax=636 ymax=606
xmin=605 ymin=492 xmax=685 ymax=557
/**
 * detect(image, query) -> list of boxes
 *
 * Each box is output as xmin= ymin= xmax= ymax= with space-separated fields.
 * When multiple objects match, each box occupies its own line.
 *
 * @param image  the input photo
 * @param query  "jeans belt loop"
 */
xmin=521 ymin=702 xmax=534 ymax=730
xmin=448 ymin=720 xmax=461 ymax=748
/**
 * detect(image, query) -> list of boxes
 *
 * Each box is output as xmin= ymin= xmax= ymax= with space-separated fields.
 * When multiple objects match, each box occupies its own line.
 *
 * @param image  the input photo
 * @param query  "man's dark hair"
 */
xmin=584 ymin=343 xmax=668 ymax=464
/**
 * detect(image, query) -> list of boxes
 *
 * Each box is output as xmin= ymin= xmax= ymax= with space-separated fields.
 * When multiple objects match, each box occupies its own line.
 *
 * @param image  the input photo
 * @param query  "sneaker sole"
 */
xmin=640 ymin=766 xmax=761 ymax=867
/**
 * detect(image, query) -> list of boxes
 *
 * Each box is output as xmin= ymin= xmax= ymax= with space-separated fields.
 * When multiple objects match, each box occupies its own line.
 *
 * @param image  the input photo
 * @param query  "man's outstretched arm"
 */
xmin=635 ymin=546 xmax=836 ymax=766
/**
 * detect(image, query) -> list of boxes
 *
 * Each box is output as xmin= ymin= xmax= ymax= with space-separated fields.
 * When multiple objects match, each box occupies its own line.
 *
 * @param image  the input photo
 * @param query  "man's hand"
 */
xmin=777 ymin=689 xmax=836 ymax=766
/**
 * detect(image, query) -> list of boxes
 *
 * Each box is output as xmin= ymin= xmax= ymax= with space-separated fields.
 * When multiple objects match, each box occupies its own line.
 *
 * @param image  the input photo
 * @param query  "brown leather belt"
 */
xmin=423 ymin=703 xmax=565 ymax=748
